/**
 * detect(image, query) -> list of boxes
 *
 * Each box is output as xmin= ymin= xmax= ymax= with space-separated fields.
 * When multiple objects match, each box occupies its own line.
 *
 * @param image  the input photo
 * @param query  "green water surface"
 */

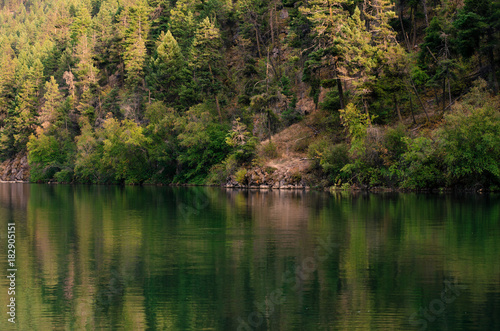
xmin=0 ymin=184 xmax=499 ymax=330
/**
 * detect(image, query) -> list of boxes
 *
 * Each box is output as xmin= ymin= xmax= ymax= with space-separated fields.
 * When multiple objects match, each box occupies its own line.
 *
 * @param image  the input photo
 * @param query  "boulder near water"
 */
xmin=0 ymin=154 xmax=30 ymax=182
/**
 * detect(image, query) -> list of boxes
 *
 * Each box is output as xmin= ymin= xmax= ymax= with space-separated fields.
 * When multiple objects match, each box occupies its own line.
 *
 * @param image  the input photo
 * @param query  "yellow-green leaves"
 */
xmin=339 ymin=103 xmax=373 ymax=140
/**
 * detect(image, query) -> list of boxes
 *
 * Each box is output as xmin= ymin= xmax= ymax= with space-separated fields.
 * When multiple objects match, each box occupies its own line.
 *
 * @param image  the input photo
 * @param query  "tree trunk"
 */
xmin=442 ymin=75 xmax=446 ymax=112
xmin=394 ymin=95 xmax=403 ymax=122
xmin=266 ymin=48 xmax=269 ymax=93
xmin=409 ymin=93 xmax=416 ymax=124
xmin=336 ymin=70 xmax=345 ymax=109
xmin=275 ymin=1 xmax=281 ymax=78
xmin=255 ymin=27 xmax=262 ymax=58
xmin=411 ymin=6 xmax=416 ymax=46
xmin=422 ymin=0 xmax=429 ymax=26
xmin=270 ymin=6 xmax=275 ymax=48
xmin=269 ymin=112 xmax=272 ymax=142
xmin=448 ymin=77 xmax=452 ymax=105
xmin=410 ymin=79 xmax=430 ymax=122
xmin=363 ymin=98 xmax=371 ymax=126
xmin=362 ymin=0 xmax=371 ymax=31
xmin=400 ymin=10 xmax=411 ymax=51
xmin=214 ymin=95 xmax=222 ymax=123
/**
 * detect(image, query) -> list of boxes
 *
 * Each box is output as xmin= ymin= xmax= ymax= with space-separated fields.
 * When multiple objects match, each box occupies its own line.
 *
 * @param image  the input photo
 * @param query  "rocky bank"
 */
xmin=0 ymin=154 xmax=30 ymax=182
xmin=224 ymin=166 xmax=309 ymax=189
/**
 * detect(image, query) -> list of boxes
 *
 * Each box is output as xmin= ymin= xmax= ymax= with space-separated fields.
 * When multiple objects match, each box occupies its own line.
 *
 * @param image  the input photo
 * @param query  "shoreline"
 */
xmin=0 ymin=180 xmax=496 ymax=194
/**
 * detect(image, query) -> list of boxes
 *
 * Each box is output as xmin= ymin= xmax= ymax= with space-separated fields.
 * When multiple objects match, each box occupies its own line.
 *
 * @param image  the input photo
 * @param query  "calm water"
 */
xmin=0 ymin=183 xmax=499 ymax=330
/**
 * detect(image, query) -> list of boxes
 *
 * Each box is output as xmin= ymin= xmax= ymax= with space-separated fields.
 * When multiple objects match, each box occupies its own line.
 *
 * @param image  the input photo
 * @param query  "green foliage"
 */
xmin=174 ymin=104 xmax=231 ymax=183
xmin=308 ymin=139 xmax=350 ymax=183
xmin=411 ymin=66 xmax=430 ymax=86
xmin=100 ymin=116 xmax=151 ymax=184
xmin=419 ymin=16 xmax=450 ymax=66
xmin=143 ymin=101 xmax=178 ymax=183
xmin=206 ymin=163 xmax=228 ymax=185
xmin=249 ymin=93 xmax=282 ymax=139
xmin=340 ymin=127 xmax=388 ymax=187
xmin=27 ymin=129 xmax=75 ymax=182
xmin=54 ymin=169 xmax=74 ymax=183
xmin=320 ymin=90 xmax=342 ymax=112
xmin=74 ymin=116 xmax=151 ymax=184
xmin=74 ymin=119 xmax=101 ymax=183
xmin=453 ymin=11 xmax=486 ymax=58
xmin=438 ymin=81 xmax=500 ymax=187
xmin=339 ymin=103 xmax=373 ymax=146
xmin=120 ymin=2 xmax=152 ymax=88
xmin=383 ymin=124 xmax=408 ymax=163
xmin=400 ymin=136 xmax=443 ymax=189
xmin=225 ymin=117 xmax=258 ymax=163
xmin=146 ymin=30 xmax=193 ymax=109
xmin=169 ymin=1 xmax=197 ymax=52
xmin=206 ymin=154 xmax=239 ymax=185
xmin=281 ymin=105 xmax=303 ymax=127
xmin=454 ymin=0 xmax=499 ymax=60
xmin=0 ymin=0 xmax=498 ymax=189
xmin=235 ymin=167 xmax=248 ymax=185
xmin=190 ymin=17 xmax=224 ymax=103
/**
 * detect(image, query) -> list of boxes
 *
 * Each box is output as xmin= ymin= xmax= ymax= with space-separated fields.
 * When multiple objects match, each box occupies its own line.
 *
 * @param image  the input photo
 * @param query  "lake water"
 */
xmin=0 ymin=183 xmax=499 ymax=330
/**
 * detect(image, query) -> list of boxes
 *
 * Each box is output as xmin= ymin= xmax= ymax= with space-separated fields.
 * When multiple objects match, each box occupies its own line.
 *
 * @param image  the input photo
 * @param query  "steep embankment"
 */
xmin=225 ymin=121 xmax=317 ymax=189
xmin=0 ymin=154 xmax=30 ymax=182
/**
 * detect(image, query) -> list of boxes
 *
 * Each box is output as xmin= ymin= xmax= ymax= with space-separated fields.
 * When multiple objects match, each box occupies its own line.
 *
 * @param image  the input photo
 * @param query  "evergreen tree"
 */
xmin=454 ymin=0 xmax=500 ymax=93
xmin=169 ymin=0 xmax=197 ymax=52
xmin=191 ymin=17 xmax=225 ymax=122
xmin=12 ymin=67 xmax=39 ymax=152
xmin=120 ymin=1 xmax=151 ymax=88
xmin=0 ymin=43 xmax=16 ymax=128
xmin=93 ymin=0 xmax=120 ymax=75
xmin=301 ymin=0 xmax=351 ymax=109
xmin=40 ymin=76 xmax=64 ymax=128
xmin=146 ymin=30 xmax=192 ymax=109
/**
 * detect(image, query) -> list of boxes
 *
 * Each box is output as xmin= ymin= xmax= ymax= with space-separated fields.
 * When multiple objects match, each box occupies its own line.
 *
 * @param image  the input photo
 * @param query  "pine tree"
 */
xmin=70 ymin=5 xmax=99 ymax=118
xmin=454 ymin=0 xmax=500 ymax=93
xmin=74 ymin=35 xmax=99 ymax=94
xmin=40 ymin=76 xmax=64 ymax=128
xmin=303 ymin=0 xmax=404 ymax=117
xmin=71 ymin=5 xmax=92 ymax=42
xmin=0 ymin=43 xmax=16 ymax=126
xmin=301 ymin=0 xmax=350 ymax=108
xmin=12 ymin=67 xmax=39 ymax=152
xmin=169 ymin=0 xmax=197 ymax=52
xmin=120 ymin=2 xmax=151 ymax=88
xmin=146 ymin=30 xmax=192 ymax=108
xmin=191 ymin=17 xmax=225 ymax=122
xmin=94 ymin=0 xmax=120 ymax=74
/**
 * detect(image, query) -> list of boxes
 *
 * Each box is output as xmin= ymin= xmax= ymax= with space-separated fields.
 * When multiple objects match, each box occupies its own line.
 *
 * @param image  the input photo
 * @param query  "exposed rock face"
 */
xmin=0 ymin=154 xmax=30 ymax=182
xmin=295 ymin=97 xmax=316 ymax=115
xmin=225 ymin=164 xmax=309 ymax=190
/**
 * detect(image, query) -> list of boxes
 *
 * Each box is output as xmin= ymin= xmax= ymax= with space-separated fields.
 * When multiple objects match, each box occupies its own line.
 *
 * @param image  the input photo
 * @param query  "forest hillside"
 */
xmin=0 ymin=0 xmax=499 ymax=190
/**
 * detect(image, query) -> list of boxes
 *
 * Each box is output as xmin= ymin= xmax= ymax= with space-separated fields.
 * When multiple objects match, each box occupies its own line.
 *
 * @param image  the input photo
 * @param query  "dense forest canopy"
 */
xmin=0 ymin=0 xmax=499 ymax=189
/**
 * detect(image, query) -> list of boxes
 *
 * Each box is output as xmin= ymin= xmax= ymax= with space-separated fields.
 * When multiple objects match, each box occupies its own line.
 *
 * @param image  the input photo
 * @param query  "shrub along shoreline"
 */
xmin=20 ymin=80 xmax=500 ymax=192
xmin=302 ymin=80 xmax=500 ymax=192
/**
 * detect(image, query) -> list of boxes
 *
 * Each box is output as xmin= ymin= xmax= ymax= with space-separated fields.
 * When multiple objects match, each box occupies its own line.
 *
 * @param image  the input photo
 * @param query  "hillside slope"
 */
xmin=0 ymin=0 xmax=498 ymax=189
